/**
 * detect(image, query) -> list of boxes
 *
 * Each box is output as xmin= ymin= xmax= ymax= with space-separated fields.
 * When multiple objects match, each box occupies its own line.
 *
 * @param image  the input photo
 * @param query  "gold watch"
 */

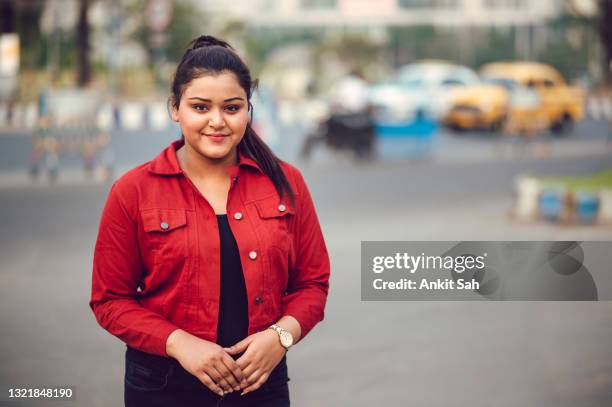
xmin=268 ymin=324 xmax=294 ymax=351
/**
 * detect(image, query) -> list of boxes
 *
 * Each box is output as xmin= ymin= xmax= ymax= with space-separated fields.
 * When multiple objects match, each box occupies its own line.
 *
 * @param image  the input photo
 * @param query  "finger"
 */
xmin=241 ymin=371 xmax=270 ymax=396
xmin=224 ymin=337 xmax=252 ymax=355
xmin=244 ymin=368 xmax=263 ymax=388
xmin=235 ymin=348 xmax=257 ymax=371
xmin=196 ymin=371 xmax=224 ymax=397
xmin=241 ymin=369 xmax=261 ymax=395
xmin=203 ymin=367 xmax=227 ymax=394
xmin=222 ymin=353 xmax=246 ymax=389
xmin=240 ymin=361 xmax=258 ymax=380
xmin=213 ymin=366 xmax=235 ymax=394
xmin=216 ymin=360 xmax=242 ymax=391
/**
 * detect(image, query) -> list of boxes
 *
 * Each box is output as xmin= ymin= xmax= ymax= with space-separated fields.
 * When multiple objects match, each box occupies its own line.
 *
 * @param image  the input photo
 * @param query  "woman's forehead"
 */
xmin=183 ymin=72 xmax=246 ymax=99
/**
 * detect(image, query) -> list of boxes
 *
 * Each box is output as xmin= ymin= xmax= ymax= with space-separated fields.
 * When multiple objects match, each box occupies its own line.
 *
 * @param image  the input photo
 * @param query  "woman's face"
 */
xmin=172 ymin=71 xmax=249 ymax=163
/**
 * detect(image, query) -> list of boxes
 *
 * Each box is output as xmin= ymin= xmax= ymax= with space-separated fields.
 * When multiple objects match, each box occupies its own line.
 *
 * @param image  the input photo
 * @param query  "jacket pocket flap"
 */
xmin=254 ymin=196 xmax=295 ymax=219
xmin=141 ymin=209 xmax=187 ymax=233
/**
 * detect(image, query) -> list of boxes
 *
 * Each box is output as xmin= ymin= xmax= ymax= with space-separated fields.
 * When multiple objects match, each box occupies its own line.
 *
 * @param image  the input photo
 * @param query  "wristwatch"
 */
xmin=268 ymin=324 xmax=294 ymax=351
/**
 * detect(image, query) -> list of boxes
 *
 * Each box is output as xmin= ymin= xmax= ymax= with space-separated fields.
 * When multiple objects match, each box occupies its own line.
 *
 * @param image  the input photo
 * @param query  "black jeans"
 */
xmin=124 ymin=346 xmax=290 ymax=407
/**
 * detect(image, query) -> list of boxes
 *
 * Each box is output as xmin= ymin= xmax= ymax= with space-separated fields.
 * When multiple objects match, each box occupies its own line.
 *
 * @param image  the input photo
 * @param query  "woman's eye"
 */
xmin=193 ymin=105 xmax=208 ymax=111
xmin=226 ymin=105 xmax=241 ymax=112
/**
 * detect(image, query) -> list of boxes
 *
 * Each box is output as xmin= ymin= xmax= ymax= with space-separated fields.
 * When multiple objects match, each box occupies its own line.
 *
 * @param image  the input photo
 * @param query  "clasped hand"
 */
xmin=169 ymin=329 xmax=286 ymax=397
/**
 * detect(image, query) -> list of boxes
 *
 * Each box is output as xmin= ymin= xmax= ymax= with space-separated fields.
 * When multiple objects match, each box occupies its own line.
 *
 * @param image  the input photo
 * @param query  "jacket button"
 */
xmin=278 ymin=204 xmax=286 ymax=212
xmin=249 ymin=251 xmax=257 ymax=260
xmin=160 ymin=221 xmax=169 ymax=230
xmin=234 ymin=212 xmax=243 ymax=220
xmin=255 ymin=296 xmax=262 ymax=304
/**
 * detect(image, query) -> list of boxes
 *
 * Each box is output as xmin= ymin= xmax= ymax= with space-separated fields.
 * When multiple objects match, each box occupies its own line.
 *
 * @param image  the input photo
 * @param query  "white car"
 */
xmin=369 ymin=61 xmax=479 ymax=122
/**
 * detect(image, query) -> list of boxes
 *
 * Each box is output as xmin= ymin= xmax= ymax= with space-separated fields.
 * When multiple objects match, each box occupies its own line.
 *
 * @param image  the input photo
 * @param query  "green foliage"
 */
xmin=131 ymin=0 xmax=204 ymax=64
xmin=240 ymin=27 xmax=321 ymax=76
xmin=9 ymin=1 xmax=601 ymax=94
xmin=539 ymin=169 xmax=612 ymax=191
xmin=537 ymin=14 xmax=594 ymax=80
xmin=14 ymin=3 xmax=45 ymax=70
xmin=165 ymin=1 xmax=205 ymax=61
xmin=473 ymin=28 xmax=517 ymax=68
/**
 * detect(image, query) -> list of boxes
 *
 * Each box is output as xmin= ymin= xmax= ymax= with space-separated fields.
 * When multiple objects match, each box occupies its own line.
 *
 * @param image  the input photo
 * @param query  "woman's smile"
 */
xmin=205 ymin=133 xmax=231 ymax=142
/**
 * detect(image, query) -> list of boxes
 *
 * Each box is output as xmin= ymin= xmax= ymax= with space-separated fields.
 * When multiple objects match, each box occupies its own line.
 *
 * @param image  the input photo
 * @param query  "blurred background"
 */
xmin=1 ymin=0 xmax=612 ymax=406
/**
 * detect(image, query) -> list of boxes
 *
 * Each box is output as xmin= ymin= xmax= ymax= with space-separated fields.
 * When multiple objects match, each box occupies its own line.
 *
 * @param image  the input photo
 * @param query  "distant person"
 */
xmin=90 ymin=35 xmax=330 ymax=406
xmin=328 ymin=68 xmax=370 ymax=114
xmin=301 ymin=69 xmax=376 ymax=161
xmin=29 ymin=135 xmax=44 ymax=182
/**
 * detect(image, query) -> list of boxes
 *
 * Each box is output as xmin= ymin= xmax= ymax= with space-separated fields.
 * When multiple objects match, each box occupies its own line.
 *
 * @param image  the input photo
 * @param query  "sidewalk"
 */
xmin=321 ymin=196 xmax=612 ymax=245
xmin=1 ymin=137 xmax=611 ymax=190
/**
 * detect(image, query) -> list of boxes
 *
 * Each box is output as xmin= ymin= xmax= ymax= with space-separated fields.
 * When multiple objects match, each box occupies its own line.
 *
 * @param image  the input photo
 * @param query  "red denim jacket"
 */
xmin=90 ymin=140 xmax=330 ymax=356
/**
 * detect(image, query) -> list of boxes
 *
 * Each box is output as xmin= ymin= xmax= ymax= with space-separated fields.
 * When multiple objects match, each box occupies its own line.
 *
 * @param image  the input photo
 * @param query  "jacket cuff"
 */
xmin=281 ymin=305 xmax=324 ymax=341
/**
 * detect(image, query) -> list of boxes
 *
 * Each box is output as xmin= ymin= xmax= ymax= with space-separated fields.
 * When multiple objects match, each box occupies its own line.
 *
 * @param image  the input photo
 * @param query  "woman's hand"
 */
xmin=224 ymin=329 xmax=286 ymax=395
xmin=166 ymin=329 xmax=246 ymax=396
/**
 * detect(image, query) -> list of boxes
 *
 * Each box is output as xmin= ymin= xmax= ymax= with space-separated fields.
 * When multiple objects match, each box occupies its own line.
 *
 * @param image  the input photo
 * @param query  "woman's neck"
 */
xmin=176 ymin=143 xmax=237 ymax=181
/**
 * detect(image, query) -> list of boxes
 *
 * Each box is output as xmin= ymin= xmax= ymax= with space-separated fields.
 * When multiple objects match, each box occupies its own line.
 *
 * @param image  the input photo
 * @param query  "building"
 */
xmin=193 ymin=0 xmax=564 ymax=28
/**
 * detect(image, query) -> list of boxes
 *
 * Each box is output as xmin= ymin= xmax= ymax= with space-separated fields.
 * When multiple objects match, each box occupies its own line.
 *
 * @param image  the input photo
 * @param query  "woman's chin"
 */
xmin=195 ymin=145 xmax=235 ymax=161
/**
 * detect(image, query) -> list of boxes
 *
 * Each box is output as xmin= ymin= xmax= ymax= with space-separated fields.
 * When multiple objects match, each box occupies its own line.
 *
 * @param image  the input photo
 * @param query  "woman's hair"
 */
xmin=171 ymin=35 xmax=294 ymax=206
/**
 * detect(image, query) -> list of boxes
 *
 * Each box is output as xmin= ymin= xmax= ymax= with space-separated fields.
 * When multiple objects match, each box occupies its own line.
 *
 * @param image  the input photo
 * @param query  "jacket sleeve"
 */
xmin=282 ymin=169 xmax=330 ymax=340
xmin=89 ymin=183 xmax=178 ymax=356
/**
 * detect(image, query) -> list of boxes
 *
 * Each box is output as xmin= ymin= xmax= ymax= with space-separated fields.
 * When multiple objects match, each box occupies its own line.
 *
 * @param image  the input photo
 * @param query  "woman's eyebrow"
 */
xmin=187 ymin=97 xmax=245 ymax=102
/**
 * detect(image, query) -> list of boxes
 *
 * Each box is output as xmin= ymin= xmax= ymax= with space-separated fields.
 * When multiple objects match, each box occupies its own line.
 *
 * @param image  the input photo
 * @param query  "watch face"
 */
xmin=279 ymin=331 xmax=293 ymax=348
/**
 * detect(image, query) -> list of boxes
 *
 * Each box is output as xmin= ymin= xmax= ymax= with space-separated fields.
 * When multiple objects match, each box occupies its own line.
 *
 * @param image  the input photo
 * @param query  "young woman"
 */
xmin=90 ymin=35 xmax=330 ymax=406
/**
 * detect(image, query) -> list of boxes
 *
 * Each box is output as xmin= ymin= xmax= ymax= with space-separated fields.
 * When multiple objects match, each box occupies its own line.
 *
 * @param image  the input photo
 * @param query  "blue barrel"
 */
xmin=575 ymin=192 xmax=599 ymax=224
xmin=539 ymin=189 xmax=565 ymax=221
xmin=374 ymin=117 xmax=438 ymax=159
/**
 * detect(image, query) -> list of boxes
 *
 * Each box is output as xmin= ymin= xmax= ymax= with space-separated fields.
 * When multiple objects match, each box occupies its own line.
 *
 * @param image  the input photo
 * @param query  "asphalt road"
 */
xmin=1 ymin=123 xmax=612 ymax=406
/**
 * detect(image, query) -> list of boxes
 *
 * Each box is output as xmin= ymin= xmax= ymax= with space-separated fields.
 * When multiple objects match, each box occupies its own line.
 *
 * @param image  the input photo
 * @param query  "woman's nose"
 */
xmin=208 ymin=110 xmax=225 ymax=128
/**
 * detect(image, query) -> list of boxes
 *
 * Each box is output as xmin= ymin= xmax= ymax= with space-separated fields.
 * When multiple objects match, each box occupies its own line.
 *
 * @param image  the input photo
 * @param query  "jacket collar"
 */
xmin=148 ymin=139 xmax=264 ymax=176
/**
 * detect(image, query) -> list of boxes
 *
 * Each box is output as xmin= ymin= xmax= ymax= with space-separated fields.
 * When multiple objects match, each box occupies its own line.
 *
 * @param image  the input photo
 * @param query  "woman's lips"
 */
xmin=205 ymin=134 xmax=229 ymax=142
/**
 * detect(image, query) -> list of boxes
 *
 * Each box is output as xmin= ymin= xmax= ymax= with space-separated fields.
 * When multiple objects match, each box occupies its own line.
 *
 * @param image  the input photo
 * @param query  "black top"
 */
xmin=216 ymin=215 xmax=249 ymax=349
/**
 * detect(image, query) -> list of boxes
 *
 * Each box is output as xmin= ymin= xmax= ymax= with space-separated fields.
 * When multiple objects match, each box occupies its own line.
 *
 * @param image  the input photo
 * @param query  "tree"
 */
xmin=0 ymin=0 xmax=15 ymax=33
xmin=600 ymin=0 xmax=612 ymax=84
xmin=76 ymin=0 xmax=91 ymax=86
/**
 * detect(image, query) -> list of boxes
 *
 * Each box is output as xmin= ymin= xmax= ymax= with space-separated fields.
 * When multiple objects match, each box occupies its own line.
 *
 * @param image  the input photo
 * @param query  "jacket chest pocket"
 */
xmin=254 ymin=196 xmax=294 ymax=252
xmin=254 ymin=196 xmax=295 ymax=299
xmin=140 ymin=208 xmax=189 ymax=273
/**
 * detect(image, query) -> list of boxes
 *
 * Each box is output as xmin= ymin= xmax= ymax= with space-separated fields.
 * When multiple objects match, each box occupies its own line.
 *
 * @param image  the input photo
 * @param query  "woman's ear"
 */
xmin=167 ymin=97 xmax=179 ymax=122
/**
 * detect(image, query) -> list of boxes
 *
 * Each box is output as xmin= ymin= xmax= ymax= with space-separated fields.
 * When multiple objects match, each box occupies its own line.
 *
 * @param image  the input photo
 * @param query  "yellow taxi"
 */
xmin=444 ymin=62 xmax=584 ymax=134
xmin=502 ymin=85 xmax=549 ymax=136
xmin=480 ymin=62 xmax=584 ymax=134
xmin=443 ymin=84 xmax=508 ymax=131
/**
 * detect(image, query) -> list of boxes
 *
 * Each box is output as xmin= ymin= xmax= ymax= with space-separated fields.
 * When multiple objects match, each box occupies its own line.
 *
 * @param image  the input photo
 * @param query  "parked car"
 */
xmin=479 ymin=62 xmax=584 ymax=134
xmin=502 ymin=85 xmax=549 ymax=136
xmin=369 ymin=60 xmax=480 ymax=123
xmin=443 ymin=84 xmax=509 ymax=131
